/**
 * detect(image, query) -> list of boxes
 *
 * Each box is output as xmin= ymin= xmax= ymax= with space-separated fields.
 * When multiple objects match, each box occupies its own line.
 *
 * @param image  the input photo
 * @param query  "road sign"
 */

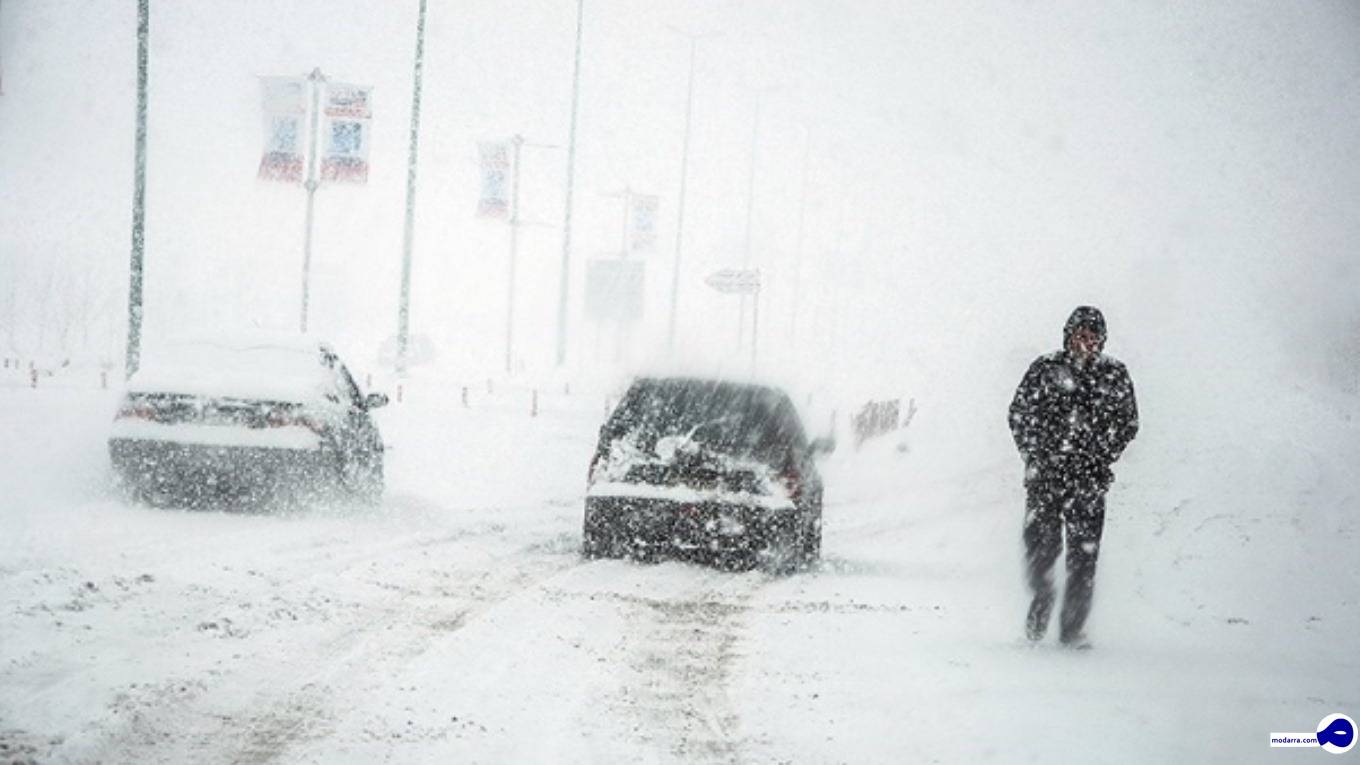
xmin=704 ymin=268 xmax=761 ymax=295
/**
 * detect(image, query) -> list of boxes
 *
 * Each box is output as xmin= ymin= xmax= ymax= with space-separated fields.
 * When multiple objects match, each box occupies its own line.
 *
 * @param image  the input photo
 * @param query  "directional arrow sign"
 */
xmin=704 ymin=268 xmax=761 ymax=295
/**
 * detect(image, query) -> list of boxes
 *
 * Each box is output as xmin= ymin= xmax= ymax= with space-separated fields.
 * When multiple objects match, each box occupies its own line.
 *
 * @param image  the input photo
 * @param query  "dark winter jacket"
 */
xmin=1008 ymin=308 xmax=1139 ymax=481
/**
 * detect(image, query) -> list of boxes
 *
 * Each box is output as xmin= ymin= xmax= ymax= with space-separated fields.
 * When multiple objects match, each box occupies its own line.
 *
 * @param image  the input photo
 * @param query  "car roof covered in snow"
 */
xmin=126 ymin=333 xmax=339 ymax=403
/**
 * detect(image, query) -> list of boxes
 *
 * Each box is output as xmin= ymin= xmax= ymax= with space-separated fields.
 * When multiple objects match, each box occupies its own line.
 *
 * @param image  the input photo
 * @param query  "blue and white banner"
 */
xmin=477 ymin=141 xmax=510 ymax=218
xmin=320 ymin=82 xmax=372 ymax=184
xmin=257 ymin=77 xmax=306 ymax=182
xmin=629 ymin=194 xmax=659 ymax=253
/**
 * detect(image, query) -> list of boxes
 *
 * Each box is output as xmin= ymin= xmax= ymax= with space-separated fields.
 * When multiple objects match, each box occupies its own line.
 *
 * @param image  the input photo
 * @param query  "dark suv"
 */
xmin=583 ymin=377 xmax=832 ymax=570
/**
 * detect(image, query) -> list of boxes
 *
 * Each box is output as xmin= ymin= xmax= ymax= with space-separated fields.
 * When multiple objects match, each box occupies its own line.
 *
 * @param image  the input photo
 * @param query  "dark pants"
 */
xmin=1023 ymin=468 xmax=1107 ymax=641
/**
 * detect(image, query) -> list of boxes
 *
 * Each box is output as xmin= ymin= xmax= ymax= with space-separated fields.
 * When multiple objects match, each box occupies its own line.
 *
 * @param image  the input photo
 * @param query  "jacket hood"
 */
xmin=1063 ymin=306 xmax=1107 ymax=349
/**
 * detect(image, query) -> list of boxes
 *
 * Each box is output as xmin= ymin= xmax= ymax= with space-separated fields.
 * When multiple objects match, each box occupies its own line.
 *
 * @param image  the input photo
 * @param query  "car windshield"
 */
xmin=606 ymin=379 xmax=807 ymax=465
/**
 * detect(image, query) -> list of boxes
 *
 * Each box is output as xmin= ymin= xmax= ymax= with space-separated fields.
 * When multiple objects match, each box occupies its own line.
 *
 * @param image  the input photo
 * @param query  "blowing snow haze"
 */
xmin=0 ymin=1 xmax=1358 ymax=763
xmin=1 ymin=1 xmax=1356 ymax=388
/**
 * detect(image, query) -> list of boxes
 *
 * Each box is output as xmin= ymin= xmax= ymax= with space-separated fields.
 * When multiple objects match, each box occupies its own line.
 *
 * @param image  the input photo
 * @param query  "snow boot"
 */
xmin=1026 ymin=593 xmax=1054 ymax=641
xmin=1059 ymin=631 xmax=1092 ymax=650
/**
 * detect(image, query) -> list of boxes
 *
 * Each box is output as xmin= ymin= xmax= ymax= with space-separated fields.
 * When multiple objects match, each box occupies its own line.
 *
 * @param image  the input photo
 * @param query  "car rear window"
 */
xmin=604 ymin=379 xmax=807 ymax=464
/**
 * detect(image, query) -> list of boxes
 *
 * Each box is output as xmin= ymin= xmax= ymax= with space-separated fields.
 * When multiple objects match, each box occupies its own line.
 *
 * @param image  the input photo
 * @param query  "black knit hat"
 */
xmin=1063 ymin=306 xmax=1106 ymax=348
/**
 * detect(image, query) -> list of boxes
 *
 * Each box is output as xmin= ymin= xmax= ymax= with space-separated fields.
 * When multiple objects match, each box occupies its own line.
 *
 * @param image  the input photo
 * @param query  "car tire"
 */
xmin=799 ymin=495 xmax=823 ymax=567
xmin=717 ymin=549 xmax=758 ymax=572
xmin=334 ymin=449 xmax=383 ymax=508
xmin=118 ymin=470 xmax=177 ymax=509
xmin=582 ymin=525 xmax=612 ymax=559
xmin=800 ymin=516 xmax=822 ymax=565
xmin=118 ymin=476 xmax=156 ymax=507
xmin=756 ymin=518 xmax=801 ymax=575
xmin=355 ymin=456 xmax=383 ymax=507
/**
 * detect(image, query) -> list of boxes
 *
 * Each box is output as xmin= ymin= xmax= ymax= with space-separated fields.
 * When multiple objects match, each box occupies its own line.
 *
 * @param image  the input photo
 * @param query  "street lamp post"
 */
xmin=788 ymin=124 xmax=812 ymax=353
xmin=593 ymin=185 xmax=646 ymax=364
xmin=664 ymin=29 xmax=710 ymax=356
xmin=505 ymin=135 xmax=524 ymax=375
xmin=396 ymin=0 xmax=428 ymax=375
xmin=738 ymin=95 xmax=761 ymax=351
xmin=502 ymin=136 xmax=560 ymax=376
xmin=738 ymin=86 xmax=778 ymax=362
xmin=0 ymin=0 xmax=6 ymax=96
xmin=125 ymin=0 xmax=149 ymax=380
xmin=554 ymin=0 xmax=585 ymax=368
xmin=751 ymin=279 xmax=760 ymax=368
xmin=299 ymin=67 xmax=325 ymax=334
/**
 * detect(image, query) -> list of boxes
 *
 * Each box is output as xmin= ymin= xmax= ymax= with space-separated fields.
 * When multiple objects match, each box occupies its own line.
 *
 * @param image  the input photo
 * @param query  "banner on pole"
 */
xmin=257 ymin=77 xmax=306 ymax=182
xmin=477 ymin=142 xmax=510 ymax=218
xmin=629 ymin=194 xmax=659 ymax=253
xmin=321 ymin=82 xmax=372 ymax=183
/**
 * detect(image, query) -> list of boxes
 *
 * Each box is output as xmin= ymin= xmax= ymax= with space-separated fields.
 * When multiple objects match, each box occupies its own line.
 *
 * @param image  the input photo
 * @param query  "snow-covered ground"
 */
xmin=1 ymin=365 xmax=1356 ymax=764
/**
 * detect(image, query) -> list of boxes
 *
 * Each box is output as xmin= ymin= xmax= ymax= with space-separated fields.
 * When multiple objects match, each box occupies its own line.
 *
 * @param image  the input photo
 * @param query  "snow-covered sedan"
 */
xmin=109 ymin=335 xmax=387 ymax=509
xmin=584 ymin=377 xmax=833 ymax=570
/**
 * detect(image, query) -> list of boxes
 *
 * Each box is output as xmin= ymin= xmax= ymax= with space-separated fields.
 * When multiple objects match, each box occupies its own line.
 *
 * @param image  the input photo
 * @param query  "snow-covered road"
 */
xmin=1 ymin=376 xmax=1356 ymax=763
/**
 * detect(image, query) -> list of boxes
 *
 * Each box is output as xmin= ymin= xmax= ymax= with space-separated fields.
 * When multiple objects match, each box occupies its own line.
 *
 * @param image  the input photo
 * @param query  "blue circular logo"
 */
xmin=1319 ymin=714 xmax=1356 ymax=755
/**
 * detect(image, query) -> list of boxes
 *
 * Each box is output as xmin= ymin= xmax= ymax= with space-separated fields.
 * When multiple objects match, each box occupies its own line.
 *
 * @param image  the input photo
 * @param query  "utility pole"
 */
xmin=599 ymin=185 xmax=639 ymax=365
xmin=751 ymin=277 xmax=760 ymax=369
xmin=299 ymin=67 xmax=325 ymax=334
xmin=737 ymin=86 xmax=780 ymax=359
xmin=501 ymin=135 xmax=560 ymax=376
xmin=664 ymin=29 xmax=709 ymax=356
xmin=125 ymin=0 xmax=149 ymax=380
xmin=555 ymin=0 xmax=585 ymax=368
xmin=396 ymin=0 xmax=428 ymax=375
xmin=738 ymin=95 xmax=760 ymax=351
xmin=0 ymin=0 xmax=7 ymax=96
xmin=738 ymin=85 xmax=780 ymax=366
xmin=789 ymin=124 xmax=812 ymax=353
xmin=505 ymin=135 xmax=524 ymax=375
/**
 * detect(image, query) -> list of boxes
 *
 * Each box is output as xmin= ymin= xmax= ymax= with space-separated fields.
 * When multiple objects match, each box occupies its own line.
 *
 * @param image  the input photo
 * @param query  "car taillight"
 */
xmin=266 ymin=406 xmax=325 ymax=436
xmin=116 ymin=402 xmax=157 ymax=421
xmin=780 ymin=465 xmax=803 ymax=500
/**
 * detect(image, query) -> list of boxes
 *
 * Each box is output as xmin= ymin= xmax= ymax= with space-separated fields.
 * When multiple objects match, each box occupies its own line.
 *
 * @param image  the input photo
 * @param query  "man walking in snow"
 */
xmin=1008 ymin=306 xmax=1139 ymax=647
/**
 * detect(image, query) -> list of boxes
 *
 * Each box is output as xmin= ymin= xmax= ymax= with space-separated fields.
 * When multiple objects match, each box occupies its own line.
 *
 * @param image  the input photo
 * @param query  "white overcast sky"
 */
xmin=1 ymin=0 xmax=1357 ymax=397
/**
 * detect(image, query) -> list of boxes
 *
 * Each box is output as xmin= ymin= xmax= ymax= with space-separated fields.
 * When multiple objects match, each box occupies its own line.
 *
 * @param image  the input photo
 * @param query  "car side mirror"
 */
xmin=365 ymin=392 xmax=390 ymax=410
xmin=809 ymin=437 xmax=836 ymax=458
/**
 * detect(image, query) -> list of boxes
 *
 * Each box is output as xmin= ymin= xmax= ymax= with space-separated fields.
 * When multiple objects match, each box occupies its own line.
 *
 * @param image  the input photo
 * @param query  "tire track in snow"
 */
xmin=81 ymin=524 xmax=585 ymax=765
xmin=216 ymin=527 xmax=590 ymax=763
xmin=559 ymin=565 xmax=770 ymax=764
